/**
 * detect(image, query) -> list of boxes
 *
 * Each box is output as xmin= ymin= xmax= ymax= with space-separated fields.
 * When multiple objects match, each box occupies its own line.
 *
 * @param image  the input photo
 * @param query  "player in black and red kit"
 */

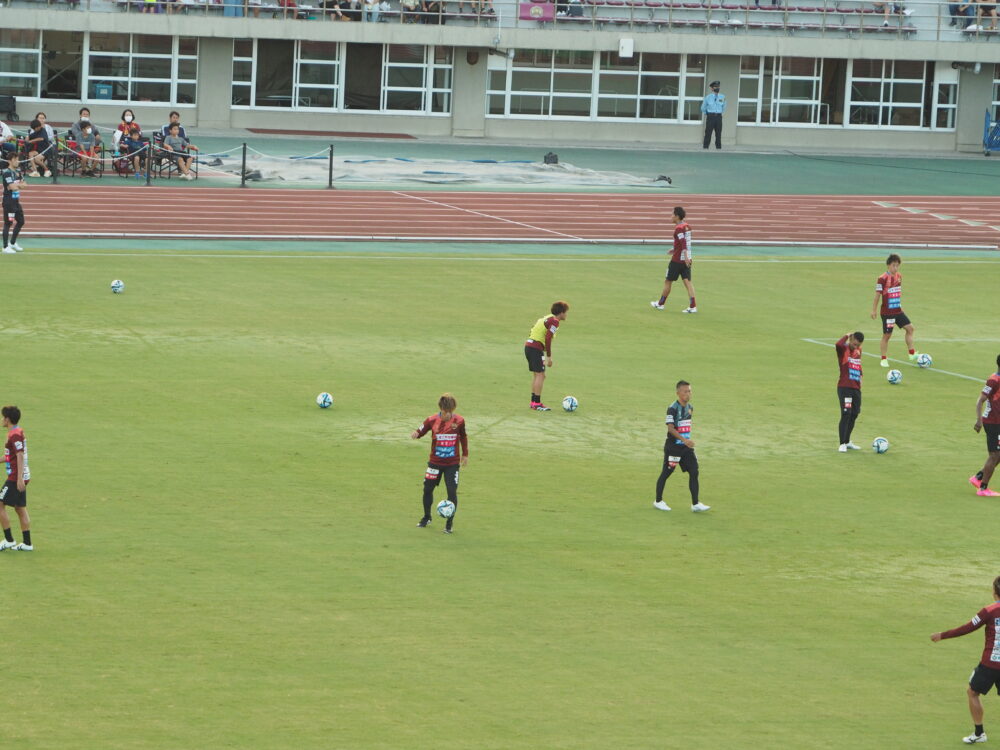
xmin=835 ymin=331 xmax=865 ymax=452
xmin=524 ymin=300 xmax=569 ymax=411
xmin=871 ymin=253 xmax=919 ymax=368
xmin=970 ymin=353 xmax=1000 ymax=498
xmin=653 ymin=380 xmax=710 ymax=513
xmin=931 ymin=576 xmax=1000 ymax=744
xmin=651 ymin=206 xmax=696 ymax=314
xmin=2 ymin=151 xmax=26 ymax=254
xmin=411 ymin=393 xmax=468 ymax=533
xmin=0 ymin=406 xmax=31 ymax=551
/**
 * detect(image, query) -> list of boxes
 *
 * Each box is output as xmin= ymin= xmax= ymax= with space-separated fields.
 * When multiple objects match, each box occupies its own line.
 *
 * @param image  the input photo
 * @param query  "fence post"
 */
xmin=145 ymin=144 xmax=152 ymax=186
xmin=327 ymin=144 xmax=334 ymax=189
xmin=240 ymin=142 xmax=248 ymax=188
xmin=50 ymin=142 xmax=59 ymax=185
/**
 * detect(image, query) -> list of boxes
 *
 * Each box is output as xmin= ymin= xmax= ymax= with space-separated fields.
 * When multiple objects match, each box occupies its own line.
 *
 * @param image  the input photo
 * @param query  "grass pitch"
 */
xmin=4 ymin=245 xmax=998 ymax=749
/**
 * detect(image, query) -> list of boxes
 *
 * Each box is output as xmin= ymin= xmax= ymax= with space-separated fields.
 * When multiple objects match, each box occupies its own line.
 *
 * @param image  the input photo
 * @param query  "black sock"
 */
xmin=976 ymin=724 xmax=984 ymax=736
xmin=21 ymin=530 xmax=30 ymax=546
xmin=2 ymin=528 xmax=12 ymax=542
xmin=531 ymin=393 xmax=540 ymax=403
xmin=983 ymin=482 xmax=990 ymax=490
xmin=977 ymin=471 xmax=985 ymax=480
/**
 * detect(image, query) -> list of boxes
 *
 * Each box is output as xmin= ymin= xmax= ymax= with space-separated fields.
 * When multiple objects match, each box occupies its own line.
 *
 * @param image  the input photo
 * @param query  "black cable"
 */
xmin=782 ymin=149 xmax=1000 ymax=179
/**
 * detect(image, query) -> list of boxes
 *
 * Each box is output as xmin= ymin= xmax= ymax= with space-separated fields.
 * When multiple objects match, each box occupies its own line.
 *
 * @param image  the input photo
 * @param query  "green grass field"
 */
xmin=4 ymin=244 xmax=999 ymax=749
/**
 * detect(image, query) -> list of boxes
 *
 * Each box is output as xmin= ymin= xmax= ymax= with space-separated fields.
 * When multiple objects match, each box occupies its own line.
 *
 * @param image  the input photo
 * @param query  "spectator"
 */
xmin=75 ymin=121 xmax=100 ymax=177
xmin=25 ymin=119 xmax=51 ymax=178
xmin=143 ymin=0 xmax=157 ymax=12
xmin=872 ymin=0 xmax=913 ymax=25
xmin=951 ymin=0 xmax=976 ymax=25
xmin=0 ymin=121 xmax=13 ymax=145
xmin=70 ymin=107 xmax=102 ymax=149
xmin=34 ymin=113 xmax=56 ymax=143
xmin=363 ymin=0 xmax=380 ymax=20
xmin=977 ymin=0 xmax=998 ymax=27
xmin=120 ymin=125 xmax=147 ymax=179
xmin=344 ymin=0 xmax=363 ymax=19
xmin=377 ymin=0 xmax=390 ymax=17
xmin=421 ymin=0 xmax=443 ymax=21
xmin=160 ymin=111 xmax=187 ymax=139
xmin=321 ymin=0 xmax=346 ymax=17
xmin=162 ymin=122 xmax=198 ymax=180
xmin=113 ymin=109 xmax=140 ymax=151
xmin=401 ymin=0 xmax=420 ymax=20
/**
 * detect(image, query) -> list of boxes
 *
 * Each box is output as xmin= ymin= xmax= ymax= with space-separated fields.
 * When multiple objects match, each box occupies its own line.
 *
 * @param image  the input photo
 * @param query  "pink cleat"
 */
xmin=977 ymin=488 xmax=1000 ymax=497
xmin=970 ymin=475 xmax=983 ymax=489
xmin=530 ymin=403 xmax=551 ymax=411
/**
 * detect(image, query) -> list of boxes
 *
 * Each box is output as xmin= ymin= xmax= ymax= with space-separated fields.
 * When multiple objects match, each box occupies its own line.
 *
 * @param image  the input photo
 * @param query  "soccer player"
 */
xmin=650 ymin=206 xmax=696 ymax=314
xmin=411 ymin=393 xmax=468 ymax=534
xmin=871 ymin=253 xmax=919 ymax=367
xmin=0 ymin=406 xmax=31 ymax=551
xmin=836 ymin=331 xmax=865 ymax=452
xmin=930 ymin=575 xmax=1000 ymax=744
xmin=524 ymin=300 xmax=569 ymax=411
xmin=2 ymin=151 xmax=25 ymax=254
xmin=970 ymin=353 xmax=1000 ymax=497
xmin=654 ymin=380 xmax=710 ymax=513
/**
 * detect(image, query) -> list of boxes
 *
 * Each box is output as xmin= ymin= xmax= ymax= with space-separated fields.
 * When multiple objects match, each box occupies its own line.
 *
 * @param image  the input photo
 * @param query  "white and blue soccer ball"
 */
xmin=887 ymin=369 xmax=903 ymax=385
xmin=436 ymin=499 xmax=455 ymax=518
xmin=316 ymin=392 xmax=333 ymax=408
xmin=917 ymin=353 xmax=933 ymax=368
xmin=562 ymin=396 xmax=578 ymax=412
xmin=110 ymin=279 xmax=125 ymax=294
xmin=872 ymin=436 xmax=890 ymax=454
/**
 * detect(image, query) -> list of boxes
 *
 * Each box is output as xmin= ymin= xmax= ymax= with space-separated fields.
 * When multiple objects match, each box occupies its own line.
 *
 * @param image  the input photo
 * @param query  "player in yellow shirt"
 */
xmin=524 ymin=301 xmax=569 ymax=411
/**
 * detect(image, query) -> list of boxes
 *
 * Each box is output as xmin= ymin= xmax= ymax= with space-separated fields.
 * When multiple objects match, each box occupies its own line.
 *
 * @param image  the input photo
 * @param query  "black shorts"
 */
xmin=0 ymin=480 xmax=26 ymax=508
xmin=880 ymin=312 xmax=911 ymax=335
xmin=666 ymin=260 xmax=691 ymax=282
xmin=985 ymin=423 xmax=1000 ymax=454
xmin=663 ymin=442 xmax=698 ymax=473
xmin=970 ymin=663 xmax=1000 ymax=695
xmin=837 ymin=386 xmax=862 ymax=415
xmin=525 ymin=345 xmax=545 ymax=373
xmin=3 ymin=202 xmax=22 ymax=224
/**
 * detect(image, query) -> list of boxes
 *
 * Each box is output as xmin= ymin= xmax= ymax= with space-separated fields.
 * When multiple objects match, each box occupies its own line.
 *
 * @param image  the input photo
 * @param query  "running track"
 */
xmin=17 ymin=185 xmax=1000 ymax=248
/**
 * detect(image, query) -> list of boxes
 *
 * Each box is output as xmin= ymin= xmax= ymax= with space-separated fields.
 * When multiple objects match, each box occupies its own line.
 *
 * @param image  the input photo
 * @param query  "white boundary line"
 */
xmin=801 ymin=338 xmax=984 ymax=383
xmin=389 ymin=191 xmax=585 ymax=241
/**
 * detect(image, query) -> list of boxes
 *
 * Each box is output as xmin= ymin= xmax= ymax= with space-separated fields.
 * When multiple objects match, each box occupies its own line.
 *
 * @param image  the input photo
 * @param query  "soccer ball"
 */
xmin=917 ymin=353 xmax=933 ymax=368
xmin=316 ymin=392 xmax=333 ymax=408
xmin=110 ymin=279 xmax=125 ymax=294
xmin=436 ymin=499 xmax=455 ymax=518
xmin=887 ymin=369 xmax=903 ymax=385
xmin=562 ymin=396 xmax=578 ymax=412
xmin=872 ymin=437 xmax=890 ymax=454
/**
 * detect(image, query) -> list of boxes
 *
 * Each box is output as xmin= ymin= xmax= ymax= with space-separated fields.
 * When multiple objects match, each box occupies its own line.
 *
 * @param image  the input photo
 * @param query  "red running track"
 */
xmin=16 ymin=185 xmax=1000 ymax=248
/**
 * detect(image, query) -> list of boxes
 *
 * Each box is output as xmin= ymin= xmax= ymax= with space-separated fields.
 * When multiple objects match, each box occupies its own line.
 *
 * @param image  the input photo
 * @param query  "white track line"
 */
xmin=390 ymin=191 xmax=587 ymax=241
xmin=801 ymin=338 xmax=984 ymax=382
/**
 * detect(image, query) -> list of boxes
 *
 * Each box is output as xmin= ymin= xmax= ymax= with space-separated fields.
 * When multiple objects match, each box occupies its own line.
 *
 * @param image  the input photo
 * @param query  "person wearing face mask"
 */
xmin=700 ymin=80 xmax=726 ymax=150
xmin=114 ymin=109 xmax=140 ymax=151
xmin=70 ymin=108 xmax=102 ymax=148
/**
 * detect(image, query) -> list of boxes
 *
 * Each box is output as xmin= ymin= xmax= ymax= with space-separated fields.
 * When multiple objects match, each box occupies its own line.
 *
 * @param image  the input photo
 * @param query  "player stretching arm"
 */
xmin=524 ymin=300 xmax=569 ymax=412
xmin=970 ymin=353 xmax=1000 ymax=497
xmin=931 ymin=576 xmax=1000 ymax=745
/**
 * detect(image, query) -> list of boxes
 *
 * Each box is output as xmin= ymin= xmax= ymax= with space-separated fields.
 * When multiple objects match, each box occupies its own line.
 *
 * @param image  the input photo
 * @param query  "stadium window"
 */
xmin=381 ymin=45 xmax=453 ymax=114
xmin=254 ymin=39 xmax=295 ymax=108
xmin=0 ymin=30 xmax=41 ymax=99
xmin=737 ymin=56 xmax=840 ymax=126
xmin=847 ymin=59 xmax=925 ymax=128
xmin=87 ymin=34 xmax=197 ymax=105
xmin=232 ymin=40 xmax=254 ymax=107
xmin=296 ymin=41 xmax=340 ymax=110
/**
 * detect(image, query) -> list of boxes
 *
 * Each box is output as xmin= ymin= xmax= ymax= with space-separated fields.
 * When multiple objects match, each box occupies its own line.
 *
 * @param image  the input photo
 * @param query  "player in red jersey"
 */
xmin=835 ymin=331 xmax=865 ymax=452
xmin=524 ymin=300 xmax=569 ymax=411
xmin=970 ymin=353 xmax=1000 ymax=497
xmin=871 ymin=253 xmax=920 ymax=368
xmin=0 ymin=406 xmax=31 ymax=551
xmin=931 ymin=576 xmax=1000 ymax=744
xmin=411 ymin=393 xmax=468 ymax=533
xmin=651 ymin=206 xmax=696 ymax=314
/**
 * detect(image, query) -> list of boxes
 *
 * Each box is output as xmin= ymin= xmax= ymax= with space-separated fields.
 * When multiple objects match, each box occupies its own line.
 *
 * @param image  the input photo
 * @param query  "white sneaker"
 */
xmin=963 ymin=733 xmax=987 ymax=744
xmin=43 ymin=170 xmax=51 ymax=177
xmin=691 ymin=502 xmax=711 ymax=512
xmin=12 ymin=543 xmax=32 ymax=551
xmin=0 ymin=539 xmax=17 ymax=550
xmin=650 ymin=301 xmax=664 ymax=310
xmin=2 ymin=247 xmax=15 ymax=254
xmin=846 ymin=442 xmax=861 ymax=450
xmin=901 ymin=7 xmax=913 ymax=13
xmin=839 ymin=444 xmax=848 ymax=452
xmin=11 ymin=242 xmax=23 ymax=252
xmin=881 ymin=18 xmax=889 ymax=25
xmin=682 ymin=307 xmax=697 ymax=314
xmin=653 ymin=500 xmax=672 ymax=511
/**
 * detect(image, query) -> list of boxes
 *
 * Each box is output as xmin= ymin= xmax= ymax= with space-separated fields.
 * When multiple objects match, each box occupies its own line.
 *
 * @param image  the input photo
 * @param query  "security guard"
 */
xmin=701 ymin=80 xmax=726 ymax=150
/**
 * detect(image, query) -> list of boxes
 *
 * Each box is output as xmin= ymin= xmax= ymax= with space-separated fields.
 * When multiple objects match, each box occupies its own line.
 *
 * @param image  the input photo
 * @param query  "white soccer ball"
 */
xmin=872 ymin=437 xmax=890 ymax=454
xmin=917 ymin=353 xmax=933 ymax=368
xmin=436 ymin=499 xmax=455 ymax=518
xmin=316 ymin=392 xmax=333 ymax=408
xmin=110 ymin=279 xmax=125 ymax=294
xmin=562 ymin=396 xmax=578 ymax=412
xmin=887 ymin=369 xmax=903 ymax=385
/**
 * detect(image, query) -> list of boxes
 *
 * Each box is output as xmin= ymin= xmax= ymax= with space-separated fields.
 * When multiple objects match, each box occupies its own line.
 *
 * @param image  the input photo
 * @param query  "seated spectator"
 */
xmin=0 ymin=120 xmax=13 ymax=145
xmin=143 ymin=0 xmax=157 ymax=12
xmin=321 ymin=0 xmax=346 ymax=17
xmin=25 ymin=119 xmax=51 ymax=178
xmin=401 ymin=0 xmax=419 ymax=20
xmin=114 ymin=109 xmax=140 ymax=151
xmin=977 ymin=0 xmax=998 ymax=27
xmin=70 ymin=107 xmax=103 ymax=149
xmin=160 ymin=111 xmax=188 ymax=139
xmin=120 ymin=125 xmax=147 ymax=179
xmin=950 ymin=0 xmax=975 ymax=25
xmin=343 ymin=0 xmax=363 ymax=19
xmin=377 ymin=0 xmax=390 ymax=17
xmin=74 ymin=121 xmax=100 ymax=177
xmin=872 ymin=0 xmax=912 ymax=25
xmin=34 ymin=113 xmax=56 ymax=144
xmin=162 ymin=123 xmax=198 ymax=180
xmin=363 ymin=0 xmax=380 ymax=20
xmin=421 ymin=0 xmax=443 ymax=22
